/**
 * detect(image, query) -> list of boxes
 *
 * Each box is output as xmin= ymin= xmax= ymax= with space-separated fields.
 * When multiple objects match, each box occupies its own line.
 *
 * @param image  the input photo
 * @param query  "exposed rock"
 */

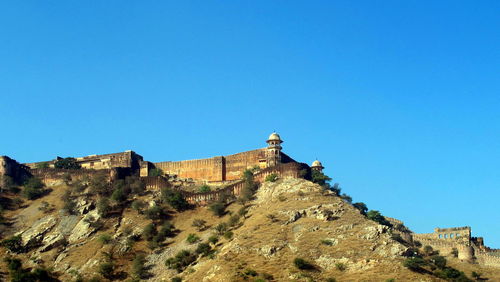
xmin=16 ymin=216 xmax=57 ymax=249
xmin=68 ymin=209 xmax=100 ymax=243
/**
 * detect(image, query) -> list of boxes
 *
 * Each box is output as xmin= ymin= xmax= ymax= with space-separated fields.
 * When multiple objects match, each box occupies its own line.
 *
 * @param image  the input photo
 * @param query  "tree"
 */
xmin=430 ymin=255 xmax=447 ymax=269
xmin=265 ymin=173 xmax=278 ymax=182
xmin=54 ymin=157 xmax=81 ymax=169
xmin=403 ymin=257 xmax=426 ymax=272
xmin=366 ymin=210 xmax=392 ymax=227
xmin=161 ymin=188 xmax=190 ymax=211
xmin=111 ymin=187 xmax=127 ymax=204
xmin=142 ymin=223 xmax=157 ymax=241
xmin=353 ymin=202 xmax=368 ymax=215
xmin=311 ymin=170 xmax=331 ymax=187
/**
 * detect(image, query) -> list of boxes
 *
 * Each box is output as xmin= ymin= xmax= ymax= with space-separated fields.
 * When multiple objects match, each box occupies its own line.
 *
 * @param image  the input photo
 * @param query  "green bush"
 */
xmin=214 ymin=223 xmax=228 ymax=235
xmin=98 ymin=234 xmax=112 ymax=244
xmin=434 ymin=267 xmax=470 ymax=281
xmin=54 ymin=157 xmax=81 ymax=169
xmin=195 ymin=243 xmax=212 ymax=257
xmin=244 ymin=268 xmax=258 ymax=276
xmin=97 ymin=198 xmax=111 ymax=217
xmin=403 ymin=257 xmax=427 ymax=272
xmin=209 ymin=201 xmax=226 ymax=217
xmin=223 ymin=231 xmax=233 ymax=239
xmin=161 ymin=188 xmax=190 ymax=211
xmin=132 ymin=254 xmax=147 ymax=279
xmin=228 ymin=214 xmax=240 ymax=227
xmin=142 ymin=223 xmax=157 ymax=241
xmin=22 ymin=178 xmax=45 ymax=200
xmin=186 ymin=233 xmax=200 ymax=244
xmin=335 ymin=262 xmax=346 ymax=271
xmin=149 ymin=168 xmax=163 ymax=177
xmin=198 ymin=185 xmax=211 ymax=193
xmin=158 ymin=221 xmax=175 ymax=238
xmin=98 ymin=261 xmax=114 ymax=279
xmin=208 ymin=235 xmax=219 ymax=245
xmin=430 ymin=255 xmax=446 ymax=269
xmin=145 ymin=205 xmax=163 ymax=220
xmin=293 ymin=257 xmax=315 ymax=270
xmin=352 ymin=202 xmax=368 ymax=215
xmin=265 ymin=173 xmax=278 ymax=182
xmin=192 ymin=219 xmax=207 ymax=231
xmin=165 ymin=250 xmax=196 ymax=272
xmin=111 ymin=187 xmax=127 ymax=204
xmin=366 ymin=210 xmax=392 ymax=227
xmin=321 ymin=239 xmax=334 ymax=246
xmin=131 ymin=199 xmax=146 ymax=213
xmin=1 ymin=235 xmax=23 ymax=253
xmin=171 ymin=277 xmax=182 ymax=282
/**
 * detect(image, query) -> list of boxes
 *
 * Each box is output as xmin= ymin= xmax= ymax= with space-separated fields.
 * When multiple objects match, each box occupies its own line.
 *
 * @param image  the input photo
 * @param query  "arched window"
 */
xmin=450 ymin=234 xmax=454 ymax=238
xmin=444 ymin=234 xmax=448 ymax=238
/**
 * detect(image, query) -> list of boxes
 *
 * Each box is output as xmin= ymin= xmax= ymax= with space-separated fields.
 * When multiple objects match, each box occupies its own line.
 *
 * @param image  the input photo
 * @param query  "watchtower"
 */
xmin=311 ymin=160 xmax=324 ymax=173
xmin=266 ymin=132 xmax=283 ymax=167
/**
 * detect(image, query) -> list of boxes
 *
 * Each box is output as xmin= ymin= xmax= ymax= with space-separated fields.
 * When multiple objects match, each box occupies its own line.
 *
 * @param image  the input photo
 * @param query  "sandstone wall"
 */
xmin=30 ymin=168 xmax=111 ymax=185
xmin=0 ymin=156 xmax=31 ymax=185
xmin=224 ymin=149 xmax=266 ymax=181
xmin=155 ymin=156 xmax=224 ymax=182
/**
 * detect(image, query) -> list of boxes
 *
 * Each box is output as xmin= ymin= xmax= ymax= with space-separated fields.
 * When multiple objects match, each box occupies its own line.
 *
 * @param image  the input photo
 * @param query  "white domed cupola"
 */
xmin=311 ymin=160 xmax=324 ymax=172
xmin=266 ymin=132 xmax=283 ymax=167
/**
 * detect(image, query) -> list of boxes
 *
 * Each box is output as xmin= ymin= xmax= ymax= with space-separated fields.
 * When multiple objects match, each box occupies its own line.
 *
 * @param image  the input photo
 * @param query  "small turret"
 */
xmin=266 ymin=132 xmax=283 ymax=167
xmin=311 ymin=160 xmax=324 ymax=172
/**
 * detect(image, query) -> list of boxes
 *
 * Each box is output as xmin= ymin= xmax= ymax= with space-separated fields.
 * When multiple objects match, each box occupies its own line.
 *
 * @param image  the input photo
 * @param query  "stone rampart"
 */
xmin=182 ymin=162 xmax=304 ymax=205
xmin=475 ymin=252 xmax=500 ymax=267
xmin=155 ymin=156 xmax=224 ymax=182
xmin=30 ymin=168 xmax=111 ymax=184
xmin=143 ymin=176 xmax=171 ymax=191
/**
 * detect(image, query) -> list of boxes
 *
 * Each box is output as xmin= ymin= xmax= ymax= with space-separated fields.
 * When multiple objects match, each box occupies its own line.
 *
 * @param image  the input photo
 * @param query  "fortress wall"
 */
xmin=143 ymin=176 xmax=171 ymax=191
xmin=154 ymin=156 xmax=224 ymax=182
xmin=385 ymin=217 xmax=404 ymax=226
xmin=31 ymin=168 xmax=111 ymax=185
xmin=476 ymin=252 xmax=500 ymax=267
xmin=0 ymin=156 xmax=31 ymax=185
xmin=182 ymin=162 xmax=303 ymax=205
xmin=224 ymin=149 xmax=266 ymax=181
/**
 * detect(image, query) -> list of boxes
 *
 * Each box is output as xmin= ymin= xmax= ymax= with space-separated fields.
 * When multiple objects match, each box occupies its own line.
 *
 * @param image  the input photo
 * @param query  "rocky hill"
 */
xmin=1 ymin=177 xmax=499 ymax=281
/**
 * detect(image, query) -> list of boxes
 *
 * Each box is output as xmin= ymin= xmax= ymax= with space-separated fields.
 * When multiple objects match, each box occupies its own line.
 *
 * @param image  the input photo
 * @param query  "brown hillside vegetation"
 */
xmin=1 ymin=178 xmax=500 ymax=281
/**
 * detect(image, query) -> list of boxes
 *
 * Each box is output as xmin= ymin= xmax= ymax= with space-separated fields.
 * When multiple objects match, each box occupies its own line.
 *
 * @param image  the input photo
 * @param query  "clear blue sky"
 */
xmin=1 ymin=1 xmax=498 ymax=247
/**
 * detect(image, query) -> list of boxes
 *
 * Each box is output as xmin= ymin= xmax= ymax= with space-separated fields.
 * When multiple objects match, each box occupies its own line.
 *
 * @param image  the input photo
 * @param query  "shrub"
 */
xmin=172 ymin=277 xmax=182 ymax=282
xmin=142 ymin=223 xmax=157 ymax=241
xmin=244 ymin=268 xmax=258 ymax=276
xmin=326 ymin=279 xmax=337 ymax=282
xmin=35 ymin=162 xmax=50 ymax=169
xmin=335 ymin=262 xmax=346 ymax=271
xmin=198 ymin=185 xmax=211 ymax=193
xmin=265 ymin=173 xmax=278 ymax=182
xmin=214 ymin=223 xmax=228 ymax=235
xmin=132 ymin=254 xmax=147 ymax=279
xmin=403 ymin=257 xmax=427 ymax=272
xmin=352 ymin=202 xmax=368 ymax=215
xmin=158 ymin=221 xmax=175 ymax=238
xmin=145 ymin=205 xmax=163 ymax=220
xmin=366 ymin=210 xmax=392 ymax=227
xmin=321 ymin=239 xmax=334 ymax=246
xmin=98 ymin=261 xmax=114 ymax=279
xmin=89 ymin=175 xmax=110 ymax=195
xmin=63 ymin=198 xmax=77 ymax=215
xmin=54 ymin=157 xmax=81 ymax=169
xmin=1 ymin=235 xmax=23 ymax=253
xmin=98 ymin=234 xmax=112 ymax=244
xmin=293 ymin=257 xmax=315 ymax=270
xmin=430 ymin=255 xmax=447 ymax=269
xmin=423 ymin=245 xmax=434 ymax=256
xmin=111 ymin=187 xmax=127 ymax=204
xmin=97 ymin=198 xmax=111 ymax=217
xmin=186 ymin=233 xmax=200 ymax=244
xmin=223 ymin=231 xmax=233 ymax=239
xmin=161 ymin=188 xmax=190 ymax=211
xmin=451 ymin=248 xmax=459 ymax=257
xmin=228 ymin=214 xmax=240 ymax=227
xmin=471 ymin=271 xmax=482 ymax=280
xmin=434 ymin=267 xmax=470 ymax=281
xmin=22 ymin=178 xmax=45 ymax=200
xmin=340 ymin=193 xmax=352 ymax=203
xmin=192 ymin=219 xmax=207 ymax=231
xmin=165 ymin=250 xmax=196 ymax=272
xmin=209 ymin=201 xmax=226 ymax=217
xmin=208 ymin=235 xmax=219 ymax=245
xmin=131 ymin=199 xmax=146 ymax=213
xmin=195 ymin=243 xmax=212 ymax=257
xmin=149 ymin=168 xmax=163 ymax=177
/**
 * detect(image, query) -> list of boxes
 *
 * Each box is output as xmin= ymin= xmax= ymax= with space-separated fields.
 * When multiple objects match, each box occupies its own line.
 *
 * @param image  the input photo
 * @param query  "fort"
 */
xmin=3 ymin=132 xmax=499 ymax=267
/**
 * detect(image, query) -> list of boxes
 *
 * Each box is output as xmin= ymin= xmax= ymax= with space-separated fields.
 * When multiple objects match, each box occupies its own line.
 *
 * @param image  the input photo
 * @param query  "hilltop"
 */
xmin=1 ymin=175 xmax=499 ymax=281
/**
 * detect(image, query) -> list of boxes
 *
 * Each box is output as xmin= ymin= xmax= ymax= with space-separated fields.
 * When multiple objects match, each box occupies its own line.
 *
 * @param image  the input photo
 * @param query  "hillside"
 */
xmin=1 ymin=177 xmax=499 ymax=281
